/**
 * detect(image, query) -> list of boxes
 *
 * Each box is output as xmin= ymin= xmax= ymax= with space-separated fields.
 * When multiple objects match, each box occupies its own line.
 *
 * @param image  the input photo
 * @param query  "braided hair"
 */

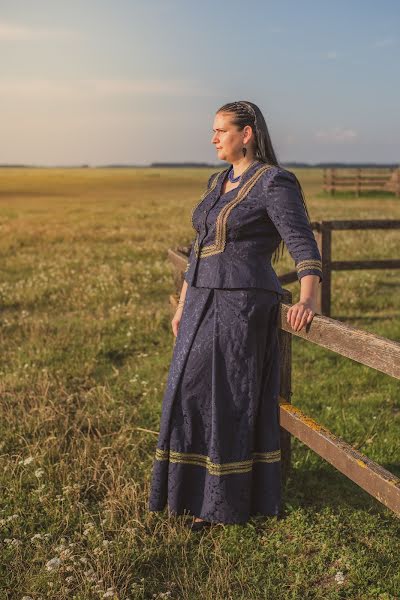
xmin=216 ymin=100 xmax=312 ymax=265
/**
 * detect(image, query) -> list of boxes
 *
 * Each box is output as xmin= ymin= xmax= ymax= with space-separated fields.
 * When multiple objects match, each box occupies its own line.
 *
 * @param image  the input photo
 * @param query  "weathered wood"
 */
xmin=279 ymin=399 xmax=400 ymax=515
xmin=168 ymin=247 xmax=187 ymax=271
xmin=331 ymin=259 xmax=400 ymax=270
xmin=279 ymin=302 xmax=400 ymax=379
xmin=321 ymin=223 xmax=332 ymax=317
xmin=323 ymin=167 xmax=399 ymax=196
xmin=312 ymin=220 xmax=400 ymax=231
xmin=278 ymin=270 xmax=298 ymax=285
xmin=168 ymin=248 xmax=187 ymax=292
xmin=325 ymin=177 xmax=391 ymax=183
xmin=315 ymin=230 xmax=323 ymax=315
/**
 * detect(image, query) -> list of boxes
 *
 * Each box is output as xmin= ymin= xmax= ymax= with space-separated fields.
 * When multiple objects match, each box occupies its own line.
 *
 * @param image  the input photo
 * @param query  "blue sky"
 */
xmin=1 ymin=0 xmax=399 ymax=165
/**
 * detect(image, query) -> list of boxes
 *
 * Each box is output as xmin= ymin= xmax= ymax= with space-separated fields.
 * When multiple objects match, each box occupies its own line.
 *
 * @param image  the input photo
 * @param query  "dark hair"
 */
xmin=216 ymin=100 xmax=312 ymax=265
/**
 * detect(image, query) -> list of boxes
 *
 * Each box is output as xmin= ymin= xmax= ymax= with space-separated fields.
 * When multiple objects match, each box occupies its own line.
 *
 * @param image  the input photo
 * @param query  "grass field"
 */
xmin=0 ymin=167 xmax=399 ymax=600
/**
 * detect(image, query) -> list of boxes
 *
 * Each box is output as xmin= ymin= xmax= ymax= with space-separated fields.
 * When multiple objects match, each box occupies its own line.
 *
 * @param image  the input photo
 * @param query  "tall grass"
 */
xmin=0 ymin=168 xmax=399 ymax=599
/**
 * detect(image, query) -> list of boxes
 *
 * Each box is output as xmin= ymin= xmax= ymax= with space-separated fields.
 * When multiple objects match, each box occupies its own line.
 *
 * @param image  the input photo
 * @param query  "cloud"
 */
xmin=285 ymin=134 xmax=297 ymax=145
xmin=0 ymin=78 xmax=220 ymax=98
xmin=0 ymin=20 xmax=80 ymax=41
xmin=372 ymin=37 xmax=397 ymax=48
xmin=325 ymin=51 xmax=339 ymax=60
xmin=86 ymin=79 xmax=218 ymax=96
xmin=314 ymin=128 xmax=358 ymax=143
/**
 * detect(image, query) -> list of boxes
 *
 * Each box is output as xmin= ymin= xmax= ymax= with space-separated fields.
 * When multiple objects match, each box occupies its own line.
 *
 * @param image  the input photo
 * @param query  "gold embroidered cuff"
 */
xmin=296 ymin=259 xmax=323 ymax=275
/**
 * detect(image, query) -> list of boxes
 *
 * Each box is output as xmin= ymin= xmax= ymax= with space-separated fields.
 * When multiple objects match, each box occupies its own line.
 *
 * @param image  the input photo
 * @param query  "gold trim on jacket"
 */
xmin=193 ymin=163 xmax=275 ymax=258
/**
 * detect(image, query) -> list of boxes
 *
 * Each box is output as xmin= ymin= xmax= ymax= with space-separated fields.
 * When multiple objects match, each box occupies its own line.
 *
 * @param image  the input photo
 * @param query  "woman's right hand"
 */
xmin=171 ymin=305 xmax=184 ymax=337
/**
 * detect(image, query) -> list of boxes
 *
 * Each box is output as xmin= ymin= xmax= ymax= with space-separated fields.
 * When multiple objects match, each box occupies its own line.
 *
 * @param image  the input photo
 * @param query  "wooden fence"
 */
xmin=168 ymin=250 xmax=400 ymax=516
xmin=245 ymin=219 xmax=400 ymax=318
xmin=323 ymin=167 xmax=400 ymax=197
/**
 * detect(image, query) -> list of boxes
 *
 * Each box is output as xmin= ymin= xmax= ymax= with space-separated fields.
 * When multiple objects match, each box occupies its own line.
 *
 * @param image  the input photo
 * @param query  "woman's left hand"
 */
xmin=287 ymin=298 xmax=318 ymax=332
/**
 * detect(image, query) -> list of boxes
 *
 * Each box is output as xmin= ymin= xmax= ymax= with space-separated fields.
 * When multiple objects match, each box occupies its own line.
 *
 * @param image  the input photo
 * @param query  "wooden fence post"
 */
xmin=315 ymin=228 xmax=323 ymax=316
xmin=355 ymin=168 xmax=361 ymax=197
xmin=396 ymin=169 xmax=400 ymax=198
xmin=279 ymin=288 xmax=293 ymax=489
xmin=331 ymin=168 xmax=336 ymax=196
xmin=321 ymin=222 xmax=332 ymax=317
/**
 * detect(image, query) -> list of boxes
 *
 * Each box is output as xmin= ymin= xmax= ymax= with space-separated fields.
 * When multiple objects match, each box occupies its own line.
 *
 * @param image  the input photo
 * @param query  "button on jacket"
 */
xmin=183 ymin=160 xmax=322 ymax=297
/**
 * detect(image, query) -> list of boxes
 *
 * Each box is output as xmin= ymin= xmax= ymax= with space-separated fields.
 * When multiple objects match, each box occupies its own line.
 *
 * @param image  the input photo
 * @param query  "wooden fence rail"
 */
xmin=167 ymin=253 xmax=400 ymax=516
xmin=323 ymin=167 xmax=400 ymax=197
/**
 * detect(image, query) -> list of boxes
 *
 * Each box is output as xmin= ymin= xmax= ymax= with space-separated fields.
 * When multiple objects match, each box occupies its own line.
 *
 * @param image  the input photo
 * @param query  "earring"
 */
xmin=242 ymin=146 xmax=247 ymax=157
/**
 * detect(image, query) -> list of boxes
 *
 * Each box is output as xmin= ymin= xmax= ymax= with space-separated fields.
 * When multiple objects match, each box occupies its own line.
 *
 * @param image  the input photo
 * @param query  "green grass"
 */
xmin=0 ymin=167 xmax=399 ymax=599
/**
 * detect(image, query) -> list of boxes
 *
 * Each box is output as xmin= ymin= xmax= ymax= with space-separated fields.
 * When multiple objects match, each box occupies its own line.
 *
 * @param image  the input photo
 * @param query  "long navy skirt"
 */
xmin=148 ymin=284 xmax=282 ymax=524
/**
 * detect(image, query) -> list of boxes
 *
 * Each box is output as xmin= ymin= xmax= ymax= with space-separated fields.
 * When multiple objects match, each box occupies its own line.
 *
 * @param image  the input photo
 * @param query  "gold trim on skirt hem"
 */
xmin=154 ymin=447 xmax=281 ymax=475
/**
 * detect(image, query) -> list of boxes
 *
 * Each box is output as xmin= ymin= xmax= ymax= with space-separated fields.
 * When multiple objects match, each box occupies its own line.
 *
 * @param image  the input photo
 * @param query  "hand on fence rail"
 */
xmin=286 ymin=298 xmax=318 ymax=332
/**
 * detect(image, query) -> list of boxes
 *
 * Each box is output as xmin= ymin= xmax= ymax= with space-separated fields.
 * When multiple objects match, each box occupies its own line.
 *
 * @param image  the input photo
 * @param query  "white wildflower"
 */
xmin=23 ymin=456 xmax=34 ymax=465
xmin=334 ymin=570 xmax=345 ymax=584
xmin=45 ymin=557 xmax=61 ymax=571
xmin=10 ymin=538 xmax=21 ymax=546
xmin=34 ymin=468 xmax=44 ymax=478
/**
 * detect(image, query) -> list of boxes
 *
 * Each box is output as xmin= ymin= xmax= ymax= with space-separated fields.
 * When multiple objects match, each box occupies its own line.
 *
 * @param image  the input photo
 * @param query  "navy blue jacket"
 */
xmin=183 ymin=160 xmax=322 ymax=297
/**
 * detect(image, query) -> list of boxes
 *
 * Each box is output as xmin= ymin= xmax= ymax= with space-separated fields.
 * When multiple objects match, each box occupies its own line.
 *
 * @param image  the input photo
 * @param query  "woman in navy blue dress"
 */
xmin=148 ymin=101 xmax=323 ymax=529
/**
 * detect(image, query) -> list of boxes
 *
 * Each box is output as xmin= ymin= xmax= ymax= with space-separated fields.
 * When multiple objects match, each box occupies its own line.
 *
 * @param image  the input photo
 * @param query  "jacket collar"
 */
xmin=215 ymin=159 xmax=264 ymax=198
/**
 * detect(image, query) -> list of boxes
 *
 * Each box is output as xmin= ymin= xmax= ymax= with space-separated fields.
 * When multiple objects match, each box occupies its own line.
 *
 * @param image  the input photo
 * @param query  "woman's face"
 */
xmin=211 ymin=112 xmax=253 ymax=163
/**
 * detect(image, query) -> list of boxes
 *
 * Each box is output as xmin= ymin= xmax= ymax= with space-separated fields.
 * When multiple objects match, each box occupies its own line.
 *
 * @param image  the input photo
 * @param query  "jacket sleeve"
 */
xmin=263 ymin=168 xmax=323 ymax=282
xmin=183 ymin=172 xmax=215 ymax=283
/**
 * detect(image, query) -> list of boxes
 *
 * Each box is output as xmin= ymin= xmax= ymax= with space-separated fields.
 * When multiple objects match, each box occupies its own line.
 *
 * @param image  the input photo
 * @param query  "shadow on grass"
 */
xmin=283 ymin=462 xmax=399 ymax=516
xmin=333 ymin=313 xmax=400 ymax=324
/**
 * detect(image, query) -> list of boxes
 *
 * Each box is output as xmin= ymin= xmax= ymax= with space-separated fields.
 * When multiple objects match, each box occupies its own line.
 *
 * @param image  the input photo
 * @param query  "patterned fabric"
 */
xmin=183 ymin=160 xmax=322 ymax=293
xmin=148 ymin=285 xmax=282 ymax=524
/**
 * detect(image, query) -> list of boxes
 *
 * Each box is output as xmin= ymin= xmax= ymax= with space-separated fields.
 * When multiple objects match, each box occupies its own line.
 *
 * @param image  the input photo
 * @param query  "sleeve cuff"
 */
xmin=296 ymin=259 xmax=323 ymax=283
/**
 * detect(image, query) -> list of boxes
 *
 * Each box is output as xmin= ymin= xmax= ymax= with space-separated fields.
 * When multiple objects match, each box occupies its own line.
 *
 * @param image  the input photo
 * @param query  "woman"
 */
xmin=148 ymin=101 xmax=322 ymax=531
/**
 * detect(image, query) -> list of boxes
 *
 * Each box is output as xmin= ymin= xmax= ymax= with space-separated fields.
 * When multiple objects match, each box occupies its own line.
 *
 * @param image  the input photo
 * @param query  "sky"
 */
xmin=1 ymin=0 xmax=399 ymax=166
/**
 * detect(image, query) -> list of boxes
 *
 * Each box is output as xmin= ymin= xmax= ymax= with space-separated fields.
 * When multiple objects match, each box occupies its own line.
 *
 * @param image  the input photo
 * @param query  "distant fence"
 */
xmin=323 ymin=167 xmax=400 ymax=197
xmin=167 ymin=254 xmax=400 ymax=516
